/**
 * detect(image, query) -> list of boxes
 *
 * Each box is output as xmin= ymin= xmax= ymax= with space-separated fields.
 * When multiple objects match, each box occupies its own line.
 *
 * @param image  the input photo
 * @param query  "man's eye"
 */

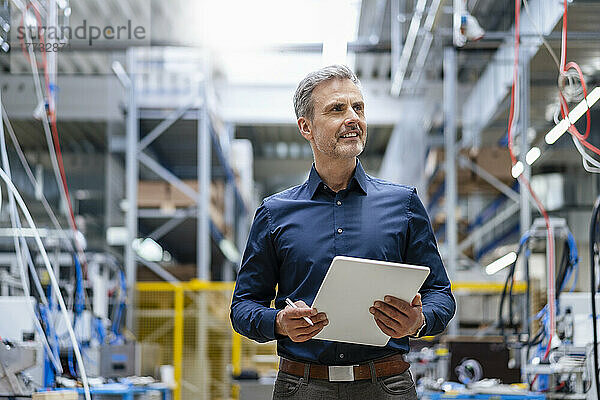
xmin=333 ymin=105 xmax=343 ymax=111
xmin=354 ymin=105 xmax=363 ymax=111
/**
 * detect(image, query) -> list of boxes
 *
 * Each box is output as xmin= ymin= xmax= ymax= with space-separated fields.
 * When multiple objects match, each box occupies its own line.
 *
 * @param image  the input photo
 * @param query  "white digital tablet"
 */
xmin=311 ymin=256 xmax=430 ymax=347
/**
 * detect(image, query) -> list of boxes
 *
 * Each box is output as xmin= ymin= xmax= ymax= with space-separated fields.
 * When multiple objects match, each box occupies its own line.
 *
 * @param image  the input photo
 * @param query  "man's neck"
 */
xmin=314 ymin=157 xmax=357 ymax=192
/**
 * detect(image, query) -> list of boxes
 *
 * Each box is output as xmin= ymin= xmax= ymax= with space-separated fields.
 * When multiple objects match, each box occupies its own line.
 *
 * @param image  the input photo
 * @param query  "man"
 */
xmin=231 ymin=65 xmax=455 ymax=399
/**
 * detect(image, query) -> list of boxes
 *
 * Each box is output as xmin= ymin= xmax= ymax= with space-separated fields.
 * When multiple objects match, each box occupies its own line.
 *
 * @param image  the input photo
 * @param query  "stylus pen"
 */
xmin=285 ymin=298 xmax=314 ymax=326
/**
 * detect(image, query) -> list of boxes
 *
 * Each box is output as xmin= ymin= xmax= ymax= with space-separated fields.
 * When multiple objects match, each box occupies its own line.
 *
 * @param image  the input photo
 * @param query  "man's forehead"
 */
xmin=312 ymin=79 xmax=363 ymax=104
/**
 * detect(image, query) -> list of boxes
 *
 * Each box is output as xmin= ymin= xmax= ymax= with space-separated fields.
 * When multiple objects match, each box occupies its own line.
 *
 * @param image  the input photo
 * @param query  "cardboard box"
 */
xmin=33 ymin=391 xmax=78 ymax=400
xmin=138 ymin=180 xmax=228 ymax=234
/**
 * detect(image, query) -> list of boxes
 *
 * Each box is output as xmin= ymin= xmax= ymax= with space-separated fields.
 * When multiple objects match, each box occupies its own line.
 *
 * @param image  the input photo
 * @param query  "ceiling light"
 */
xmin=511 ymin=161 xmax=524 ymax=178
xmin=545 ymin=119 xmax=570 ymax=144
xmin=587 ymin=87 xmax=600 ymax=107
xmin=485 ymin=251 xmax=517 ymax=275
xmin=526 ymin=147 xmax=541 ymax=165
xmin=545 ymin=87 xmax=600 ymax=144
xmin=133 ymin=238 xmax=164 ymax=262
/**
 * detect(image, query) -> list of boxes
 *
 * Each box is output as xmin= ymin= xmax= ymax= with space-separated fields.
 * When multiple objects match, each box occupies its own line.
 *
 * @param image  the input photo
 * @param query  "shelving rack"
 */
xmin=123 ymin=47 xmax=247 ymax=329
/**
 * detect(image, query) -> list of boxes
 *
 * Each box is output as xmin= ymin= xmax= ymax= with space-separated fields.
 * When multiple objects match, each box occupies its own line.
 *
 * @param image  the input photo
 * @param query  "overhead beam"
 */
xmin=216 ymin=80 xmax=442 ymax=125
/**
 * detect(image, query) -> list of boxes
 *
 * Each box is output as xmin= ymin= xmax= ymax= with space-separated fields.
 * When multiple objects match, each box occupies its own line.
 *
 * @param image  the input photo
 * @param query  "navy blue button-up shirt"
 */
xmin=231 ymin=160 xmax=455 ymax=365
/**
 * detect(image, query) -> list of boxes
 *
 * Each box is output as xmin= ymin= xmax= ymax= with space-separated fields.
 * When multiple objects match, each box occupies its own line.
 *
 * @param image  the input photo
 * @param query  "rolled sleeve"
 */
xmin=405 ymin=188 xmax=456 ymax=336
xmin=230 ymin=202 xmax=280 ymax=342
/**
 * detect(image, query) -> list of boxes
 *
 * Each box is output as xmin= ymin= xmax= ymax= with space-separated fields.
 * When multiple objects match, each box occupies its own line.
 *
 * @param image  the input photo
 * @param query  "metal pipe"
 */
xmin=408 ymin=0 xmax=443 ymax=87
xmin=125 ymin=49 xmax=139 ymax=330
xmin=443 ymin=47 xmax=458 ymax=335
xmin=391 ymin=0 xmax=427 ymax=96
xmin=197 ymin=92 xmax=211 ymax=281
xmin=519 ymin=48 xmax=531 ymax=237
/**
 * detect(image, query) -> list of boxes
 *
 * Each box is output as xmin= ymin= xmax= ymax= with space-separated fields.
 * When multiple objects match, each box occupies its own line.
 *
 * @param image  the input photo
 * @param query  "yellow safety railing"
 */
xmin=452 ymin=281 xmax=527 ymax=293
xmin=136 ymin=279 xmax=520 ymax=399
xmin=136 ymin=280 xmax=239 ymax=400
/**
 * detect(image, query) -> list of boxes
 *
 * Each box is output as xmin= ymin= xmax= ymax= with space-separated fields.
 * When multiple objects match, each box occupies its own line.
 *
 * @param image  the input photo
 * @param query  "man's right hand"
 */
xmin=275 ymin=300 xmax=328 ymax=342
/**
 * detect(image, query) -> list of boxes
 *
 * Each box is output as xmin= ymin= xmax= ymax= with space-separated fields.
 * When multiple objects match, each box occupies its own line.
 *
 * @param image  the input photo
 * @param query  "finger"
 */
xmin=373 ymin=301 xmax=408 ymax=320
xmin=411 ymin=293 xmax=422 ymax=307
xmin=293 ymin=319 xmax=328 ymax=338
xmin=290 ymin=315 xmax=328 ymax=331
xmin=295 ymin=300 xmax=309 ymax=308
xmin=287 ymin=307 xmax=318 ymax=319
xmin=382 ymin=295 xmax=412 ymax=314
xmin=288 ymin=316 xmax=317 ymax=331
xmin=309 ymin=312 xmax=328 ymax=324
xmin=370 ymin=307 xmax=406 ymax=333
xmin=296 ymin=321 xmax=328 ymax=340
xmin=374 ymin=317 xmax=398 ymax=337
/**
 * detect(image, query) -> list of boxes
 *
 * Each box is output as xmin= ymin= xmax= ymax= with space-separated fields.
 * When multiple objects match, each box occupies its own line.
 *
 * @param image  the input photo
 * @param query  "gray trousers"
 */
xmin=272 ymin=367 xmax=417 ymax=400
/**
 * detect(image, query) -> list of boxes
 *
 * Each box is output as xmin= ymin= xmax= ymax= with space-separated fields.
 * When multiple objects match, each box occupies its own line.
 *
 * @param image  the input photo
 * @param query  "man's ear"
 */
xmin=297 ymin=117 xmax=312 ymax=142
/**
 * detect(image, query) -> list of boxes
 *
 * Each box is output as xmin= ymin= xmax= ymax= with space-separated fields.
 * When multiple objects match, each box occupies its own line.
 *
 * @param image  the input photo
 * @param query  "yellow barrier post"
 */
xmin=173 ymin=286 xmax=184 ymax=400
xmin=232 ymin=332 xmax=242 ymax=376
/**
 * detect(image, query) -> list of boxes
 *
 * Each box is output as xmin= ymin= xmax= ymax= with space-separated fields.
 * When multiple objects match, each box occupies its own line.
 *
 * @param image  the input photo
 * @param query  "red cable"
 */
xmin=558 ymin=65 xmax=598 ymax=156
xmin=563 ymin=62 xmax=591 ymax=140
xmin=507 ymin=0 xmax=555 ymax=361
xmin=25 ymin=1 xmax=88 ymax=275
xmin=556 ymin=0 xmax=596 ymax=154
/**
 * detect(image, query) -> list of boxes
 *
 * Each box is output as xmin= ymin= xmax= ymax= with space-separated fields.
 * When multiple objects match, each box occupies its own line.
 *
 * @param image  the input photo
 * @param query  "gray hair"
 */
xmin=293 ymin=65 xmax=361 ymax=120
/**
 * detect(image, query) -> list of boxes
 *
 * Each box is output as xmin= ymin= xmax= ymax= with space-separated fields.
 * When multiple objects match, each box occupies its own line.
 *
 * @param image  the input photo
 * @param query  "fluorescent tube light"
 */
xmin=511 ymin=161 xmax=524 ymax=178
xmin=526 ymin=147 xmax=541 ymax=165
xmin=545 ymin=119 xmax=570 ymax=144
xmin=545 ymin=86 xmax=600 ymax=144
xmin=586 ymin=87 xmax=600 ymax=107
xmin=485 ymin=251 xmax=517 ymax=275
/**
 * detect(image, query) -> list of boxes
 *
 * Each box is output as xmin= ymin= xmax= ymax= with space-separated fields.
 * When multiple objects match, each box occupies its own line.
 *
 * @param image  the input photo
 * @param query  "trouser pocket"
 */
xmin=273 ymin=371 xmax=304 ymax=398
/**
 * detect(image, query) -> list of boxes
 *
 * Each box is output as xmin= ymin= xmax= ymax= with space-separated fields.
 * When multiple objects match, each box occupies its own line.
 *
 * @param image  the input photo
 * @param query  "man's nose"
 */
xmin=344 ymin=108 xmax=360 ymax=125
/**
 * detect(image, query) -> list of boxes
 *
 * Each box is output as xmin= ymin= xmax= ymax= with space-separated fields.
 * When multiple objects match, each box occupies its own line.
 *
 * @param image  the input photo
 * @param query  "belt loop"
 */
xmin=303 ymin=363 xmax=310 ymax=383
xmin=368 ymin=361 xmax=377 ymax=383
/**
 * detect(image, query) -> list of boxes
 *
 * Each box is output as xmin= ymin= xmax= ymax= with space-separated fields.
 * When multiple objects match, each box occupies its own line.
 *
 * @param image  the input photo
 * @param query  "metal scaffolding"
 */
xmin=123 ymin=48 xmax=244 ymax=329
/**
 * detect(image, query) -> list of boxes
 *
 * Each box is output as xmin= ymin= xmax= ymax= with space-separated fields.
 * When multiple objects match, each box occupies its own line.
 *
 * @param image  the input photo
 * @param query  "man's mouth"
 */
xmin=339 ymin=130 xmax=360 ymax=139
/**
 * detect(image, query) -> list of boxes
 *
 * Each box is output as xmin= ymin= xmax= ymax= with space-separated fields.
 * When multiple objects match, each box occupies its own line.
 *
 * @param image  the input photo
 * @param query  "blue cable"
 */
xmin=94 ymin=317 xmax=106 ymax=344
xmin=73 ymin=253 xmax=85 ymax=317
xmin=110 ymin=270 xmax=126 ymax=344
xmin=68 ymin=346 xmax=76 ymax=377
xmin=566 ymin=232 xmax=579 ymax=292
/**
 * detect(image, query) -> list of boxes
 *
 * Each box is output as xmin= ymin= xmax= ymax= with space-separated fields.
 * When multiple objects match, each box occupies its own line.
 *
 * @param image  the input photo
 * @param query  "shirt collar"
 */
xmin=306 ymin=159 xmax=368 ymax=198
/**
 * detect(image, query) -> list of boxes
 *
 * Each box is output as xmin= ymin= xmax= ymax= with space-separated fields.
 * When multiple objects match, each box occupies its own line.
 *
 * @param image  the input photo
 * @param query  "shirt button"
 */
xmin=324 ymin=185 xmax=328 ymax=190
xmin=339 ymin=353 xmax=345 ymax=359
xmin=337 ymin=228 xmax=343 ymax=234
xmin=336 ymin=201 xmax=342 ymax=206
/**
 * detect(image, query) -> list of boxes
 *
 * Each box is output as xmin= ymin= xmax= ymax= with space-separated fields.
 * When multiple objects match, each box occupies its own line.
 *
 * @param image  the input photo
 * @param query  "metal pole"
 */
xmin=519 ymin=48 xmax=532 ymax=236
xmin=390 ymin=0 xmax=402 ymax=76
xmin=453 ymin=0 xmax=463 ymax=47
xmin=47 ymin=0 xmax=57 ymax=114
xmin=125 ymin=49 xmax=139 ymax=329
xmin=223 ymin=123 xmax=235 ymax=282
xmin=197 ymin=92 xmax=211 ymax=280
xmin=443 ymin=47 xmax=458 ymax=335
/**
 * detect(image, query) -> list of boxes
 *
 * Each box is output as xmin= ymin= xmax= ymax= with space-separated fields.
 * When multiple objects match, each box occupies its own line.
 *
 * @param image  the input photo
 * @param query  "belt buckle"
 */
xmin=328 ymin=365 xmax=355 ymax=382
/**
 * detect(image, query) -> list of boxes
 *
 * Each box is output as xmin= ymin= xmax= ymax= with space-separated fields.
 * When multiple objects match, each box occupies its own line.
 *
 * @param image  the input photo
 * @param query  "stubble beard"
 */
xmin=314 ymin=136 xmax=365 ymax=160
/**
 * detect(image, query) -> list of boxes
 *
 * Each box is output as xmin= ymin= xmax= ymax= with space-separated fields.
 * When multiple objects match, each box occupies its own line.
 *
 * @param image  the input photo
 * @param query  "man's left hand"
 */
xmin=369 ymin=294 xmax=424 ymax=338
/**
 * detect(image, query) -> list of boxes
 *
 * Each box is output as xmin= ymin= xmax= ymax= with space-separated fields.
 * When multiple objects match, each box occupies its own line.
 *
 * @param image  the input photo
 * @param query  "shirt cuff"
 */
xmin=260 ymin=308 xmax=280 ymax=341
xmin=419 ymin=308 xmax=433 ymax=337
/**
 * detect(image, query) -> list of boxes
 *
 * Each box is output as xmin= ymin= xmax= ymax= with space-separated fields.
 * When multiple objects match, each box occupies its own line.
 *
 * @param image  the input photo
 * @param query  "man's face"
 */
xmin=298 ymin=78 xmax=367 ymax=162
